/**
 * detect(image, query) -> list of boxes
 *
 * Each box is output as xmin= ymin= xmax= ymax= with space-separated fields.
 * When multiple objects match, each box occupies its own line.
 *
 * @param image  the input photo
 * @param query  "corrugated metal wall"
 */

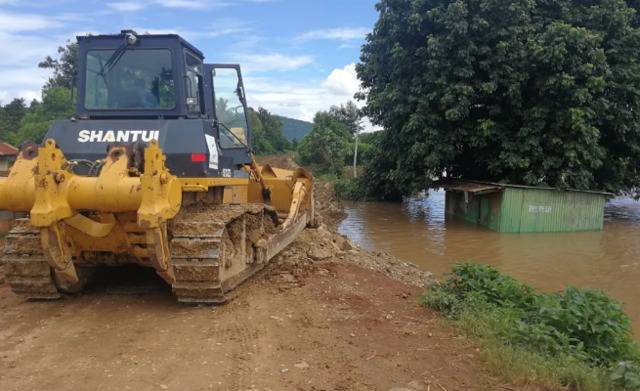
xmin=500 ymin=188 xmax=605 ymax=233
xmin=445 ymin=188 xmax=606 ymax=233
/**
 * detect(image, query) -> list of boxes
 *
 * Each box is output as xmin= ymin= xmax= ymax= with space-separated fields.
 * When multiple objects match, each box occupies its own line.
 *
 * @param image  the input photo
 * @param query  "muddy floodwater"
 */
xmin=338 ymin=190 xmax=640 ymax=337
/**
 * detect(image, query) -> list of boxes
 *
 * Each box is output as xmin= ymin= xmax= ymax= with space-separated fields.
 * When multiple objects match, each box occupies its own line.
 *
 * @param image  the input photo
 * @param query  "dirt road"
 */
xmin=0 ymin=255 xmax=517 ymax=391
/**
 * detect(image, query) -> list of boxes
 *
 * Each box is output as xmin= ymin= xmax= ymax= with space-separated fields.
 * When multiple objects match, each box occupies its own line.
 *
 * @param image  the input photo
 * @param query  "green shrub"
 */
xmin=421 ymin=263 xmax=640 ymax=390
xmin=611 ymin=361 xmax=640 ymax=390
xmin=333 ymin=177 xmax=369 ymax=201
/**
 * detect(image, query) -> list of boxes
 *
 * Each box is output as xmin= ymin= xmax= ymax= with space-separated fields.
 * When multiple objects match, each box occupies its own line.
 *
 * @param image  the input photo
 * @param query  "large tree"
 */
xmin=297 ymin=111 xmax=352 ymax=175
xmin=0 ymin=98 xmax=27 ymax=136
xmin=257 ymin=107 xmax=289 ymax=152
xmin=5 ymin=88 xmax=74 ymax=146
xmin=357 ymin=0 xmax=640 ymax=198
xmin=247 ymin=107 xmax=290 ymax=155
xmin=38 ymin=41 xmax=79 ymax=89
xmin=328 ymin=101 xmax=363 ymax=135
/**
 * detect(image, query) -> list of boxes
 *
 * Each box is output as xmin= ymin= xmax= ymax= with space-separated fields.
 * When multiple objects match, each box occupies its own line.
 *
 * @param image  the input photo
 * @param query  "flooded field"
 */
xmin=339 ymin=190 xmax=640 ymax=337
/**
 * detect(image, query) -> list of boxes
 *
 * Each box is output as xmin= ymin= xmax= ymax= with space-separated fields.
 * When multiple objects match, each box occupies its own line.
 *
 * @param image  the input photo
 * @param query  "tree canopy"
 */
xmin=296 ymin=102 xmax=365 ymax=175
xmin=357 ymin=0 xmax=640 ymax=198
xmin=328 ymin=101 xmax=363 ymax=135
xmin=297 ymin=111 xmax=352 ymax=175
xmin=248 ymin=107 xmax=291 ymax=155
xmin=0 ymin=98 xmax=27 ymax=136
xmin=3 ymin=88 xmax=74 ymax=146
xmin=38 ymin=41 xmax=78 ymax=89
xmin=0 ymin=39 xmax=77 ymax=146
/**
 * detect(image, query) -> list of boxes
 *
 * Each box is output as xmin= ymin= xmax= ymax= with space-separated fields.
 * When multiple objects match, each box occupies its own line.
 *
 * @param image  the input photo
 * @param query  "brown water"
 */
xmin=338 ymin=190 xmax=640 ymax=337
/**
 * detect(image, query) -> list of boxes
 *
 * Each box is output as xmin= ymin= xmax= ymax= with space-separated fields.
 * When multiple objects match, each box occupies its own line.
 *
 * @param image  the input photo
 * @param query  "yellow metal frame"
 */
xmin=0 ymin=139 xmax=181 ymax=285
xmin=179 ymin=177 xmax=249 ymax=192
xmin=0 ymin=139 xmax=314 ymax=286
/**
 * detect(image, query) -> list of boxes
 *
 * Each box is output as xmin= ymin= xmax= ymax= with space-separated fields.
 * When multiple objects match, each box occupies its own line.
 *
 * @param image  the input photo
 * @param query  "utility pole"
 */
xmin=352 ymin=130 xmax=359 ymax=178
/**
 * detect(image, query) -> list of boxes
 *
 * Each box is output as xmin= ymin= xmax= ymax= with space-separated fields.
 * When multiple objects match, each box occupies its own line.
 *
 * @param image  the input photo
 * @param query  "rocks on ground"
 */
xmin=274 ymin=217 xmax=433 ymax=289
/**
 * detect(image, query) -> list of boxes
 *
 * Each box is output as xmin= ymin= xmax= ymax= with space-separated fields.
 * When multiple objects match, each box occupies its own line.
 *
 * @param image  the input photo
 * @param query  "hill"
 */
xmin=275 ymin=115 xmax=313 ymax=141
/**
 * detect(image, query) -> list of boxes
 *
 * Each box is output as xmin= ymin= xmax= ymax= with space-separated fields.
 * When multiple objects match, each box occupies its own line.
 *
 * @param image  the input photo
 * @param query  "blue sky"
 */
xmin=0 ymin=0 xmax=379 ymax=121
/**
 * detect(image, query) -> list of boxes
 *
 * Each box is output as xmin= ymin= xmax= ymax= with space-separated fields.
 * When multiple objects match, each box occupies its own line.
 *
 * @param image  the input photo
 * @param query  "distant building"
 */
xmin=441 ymin=180 xmax=612 ymax=233
xmin=0 ymin=141 xmax=18 ymax=173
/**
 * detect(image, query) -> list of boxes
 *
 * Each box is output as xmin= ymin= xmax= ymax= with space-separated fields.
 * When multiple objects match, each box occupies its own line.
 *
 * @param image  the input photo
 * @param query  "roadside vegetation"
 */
xmin=422 ymin=263 xmax=640 ymax=390
xmin=247 ymin=107 xmax=292 ymax=155
xmin=293 ymin=101 xmax=382 ymax=200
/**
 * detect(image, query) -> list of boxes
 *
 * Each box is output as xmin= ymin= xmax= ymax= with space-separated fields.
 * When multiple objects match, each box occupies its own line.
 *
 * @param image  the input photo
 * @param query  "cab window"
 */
xmin=185 ymin=52 xmax=203 ymax=114
xmin=85 ymin=49 xmax=175 ymax=109
xmin=212 ymin=67 xmax=248 ymax=148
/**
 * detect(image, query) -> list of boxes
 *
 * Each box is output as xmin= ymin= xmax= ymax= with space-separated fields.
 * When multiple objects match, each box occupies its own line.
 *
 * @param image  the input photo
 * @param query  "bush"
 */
xmin=333 ymin=177 xmax=369 ymax=201
xmin=421 ymin=263 xmax=640 ymax=390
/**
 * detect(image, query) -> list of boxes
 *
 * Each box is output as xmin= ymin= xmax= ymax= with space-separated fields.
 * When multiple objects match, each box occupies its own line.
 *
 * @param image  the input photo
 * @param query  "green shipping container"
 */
xmin=442 ymin=181 xmax=612 ymax=233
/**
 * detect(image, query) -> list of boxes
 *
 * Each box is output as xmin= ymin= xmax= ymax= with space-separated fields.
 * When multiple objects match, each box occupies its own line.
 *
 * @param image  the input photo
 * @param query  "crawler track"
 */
xmin=169 ymin=203 xmax=279 ymax=303
xmin=2 ymin=204 xmax=292 ymax=303
xmin=3 ymin=219 xmax=60 ymax=299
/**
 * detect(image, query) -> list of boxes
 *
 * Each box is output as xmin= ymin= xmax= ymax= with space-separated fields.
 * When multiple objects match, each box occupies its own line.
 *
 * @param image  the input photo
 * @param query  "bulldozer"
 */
xmin=0 ymin=30 xmax=314 ymax=303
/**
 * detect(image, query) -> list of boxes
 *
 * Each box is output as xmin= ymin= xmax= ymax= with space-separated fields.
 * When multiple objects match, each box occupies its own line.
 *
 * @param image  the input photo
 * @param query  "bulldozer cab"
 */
xmin=76 ymin=30 xmax=252 ymax=165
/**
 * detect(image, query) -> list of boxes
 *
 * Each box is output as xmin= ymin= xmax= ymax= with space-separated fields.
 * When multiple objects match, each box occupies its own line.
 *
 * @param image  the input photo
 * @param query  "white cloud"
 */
xmin=105 ymin=0 xmax=277 ymax=13
xmin=0 ymin=11 xmax=62 ymax=32
xmin=0 ymin=32 xmax=61 ymax=67
xmin=244 ymin=63 xmax=380 ymax=131
xmin=237 ymin=53 xmax=314 ymax=73
xmin=155 ymin=0 xmax=209 ymax=9
xmin=244 ymin=63 xmax=360 ymax=121
xmin=323 ymin=63 xmax=360 ymax=96
xmin=107 ymin=2 xmax=146 ymax=11
xmin=130 ymin=23 xmax=251 ymax=41
xmin=0 ymin=10 xmax=70 ymax=104
xmin=296 ymin=27 xmax=368 ymax=42
xmin=201 ymin=26 xmax=251 ymax=37
xmin=0 ymin=67 xmax=48 ymax=105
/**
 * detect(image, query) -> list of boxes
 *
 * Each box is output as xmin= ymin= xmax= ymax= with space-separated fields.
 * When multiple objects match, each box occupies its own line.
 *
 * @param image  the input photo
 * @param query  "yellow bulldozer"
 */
xmin=0 ymin=30 xmax=314 ymax=303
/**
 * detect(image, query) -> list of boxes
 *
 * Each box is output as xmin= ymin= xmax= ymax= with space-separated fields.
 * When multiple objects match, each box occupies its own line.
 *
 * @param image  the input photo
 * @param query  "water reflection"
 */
xmin=339 ymin=189 xmax=640 ymax=337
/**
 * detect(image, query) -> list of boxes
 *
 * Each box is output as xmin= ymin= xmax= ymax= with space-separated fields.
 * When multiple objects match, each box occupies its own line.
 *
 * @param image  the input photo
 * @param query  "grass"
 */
xmin=420 ymin=263 xmax=640 ymax=391
xmin=456 ymin=308 xmax=610 ymax=390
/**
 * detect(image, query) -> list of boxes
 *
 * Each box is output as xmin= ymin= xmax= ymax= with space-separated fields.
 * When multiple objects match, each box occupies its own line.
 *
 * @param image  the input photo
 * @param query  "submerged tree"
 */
xmin=358 ymin=0 xmax=640 ymax=198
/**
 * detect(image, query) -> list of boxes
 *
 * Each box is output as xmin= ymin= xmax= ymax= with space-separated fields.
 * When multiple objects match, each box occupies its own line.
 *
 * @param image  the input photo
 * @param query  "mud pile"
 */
xmin=312 ymin=181 xmax=346 ymax=229
xmin=255 ymin=153 xmax=299 ymax=170
xmin=0 ymin=239 xmax=4 ymax=284
xmin=275 ymin=181 xmax=434 ymax=288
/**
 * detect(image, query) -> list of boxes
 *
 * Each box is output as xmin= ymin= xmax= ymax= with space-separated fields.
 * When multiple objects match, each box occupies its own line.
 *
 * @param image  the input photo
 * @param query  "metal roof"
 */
xmin=0 ymin=142 xmax=18 ymax=156
xmin=439 ymin=180 xmax=502 ymax=195
xmin=438 ymin=179 xmax=614 ymax=197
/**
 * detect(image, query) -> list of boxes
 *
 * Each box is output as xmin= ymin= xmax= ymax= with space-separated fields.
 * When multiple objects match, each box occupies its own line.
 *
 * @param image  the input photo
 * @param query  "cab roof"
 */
xmin=76 ymin=30 xmax=204 ymax=59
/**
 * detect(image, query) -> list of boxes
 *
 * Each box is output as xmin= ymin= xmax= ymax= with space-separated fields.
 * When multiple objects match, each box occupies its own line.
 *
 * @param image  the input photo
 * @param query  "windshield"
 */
xmin=85 ymin=49 xmax=175 ymax=109
xmin=213 ymin=68 xmax=248 ymax=148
